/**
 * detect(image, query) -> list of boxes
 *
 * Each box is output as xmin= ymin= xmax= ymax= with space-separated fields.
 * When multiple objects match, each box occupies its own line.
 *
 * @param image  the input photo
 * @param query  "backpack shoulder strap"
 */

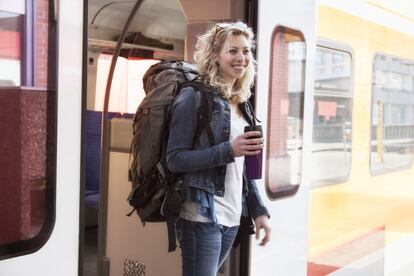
xmin=199 ymin=89 xmax=215 ymax=146
xmin=180 ymin=81 xmax=215 ymax=146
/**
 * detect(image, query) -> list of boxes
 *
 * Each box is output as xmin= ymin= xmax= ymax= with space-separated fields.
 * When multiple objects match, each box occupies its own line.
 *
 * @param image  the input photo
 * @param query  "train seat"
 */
xmin=84 ymin=110 xmax=133 ymax=226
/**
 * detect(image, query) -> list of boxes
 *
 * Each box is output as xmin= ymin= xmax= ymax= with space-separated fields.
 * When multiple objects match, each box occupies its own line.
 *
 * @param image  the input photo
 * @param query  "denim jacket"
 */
xmin=166 ymin=84 xmax=270 ymax=227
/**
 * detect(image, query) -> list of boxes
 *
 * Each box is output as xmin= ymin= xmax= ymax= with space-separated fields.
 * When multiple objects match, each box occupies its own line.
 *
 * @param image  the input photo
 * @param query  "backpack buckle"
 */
xmin=156 ymin=162 xmax=166 ymax=178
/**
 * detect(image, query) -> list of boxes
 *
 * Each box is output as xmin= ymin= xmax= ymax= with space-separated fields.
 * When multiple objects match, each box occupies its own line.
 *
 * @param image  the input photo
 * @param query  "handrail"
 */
xmin=97 ymin=1 xmax=145 ymax=275
xmin=90 ymin=1 xmax=135 ymax=25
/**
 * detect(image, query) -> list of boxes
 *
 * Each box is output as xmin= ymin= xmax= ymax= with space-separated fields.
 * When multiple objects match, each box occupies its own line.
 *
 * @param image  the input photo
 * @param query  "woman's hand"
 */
xmin=231 ymin=131 xmax=264 ymax=157
xmin=254 ymin=215 xmax=271 ymax=246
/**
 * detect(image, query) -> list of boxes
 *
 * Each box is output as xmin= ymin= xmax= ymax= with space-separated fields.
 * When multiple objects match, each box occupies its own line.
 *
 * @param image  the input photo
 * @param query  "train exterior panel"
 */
xmin=250 ymin=0 xmax=316 ymax=275
xmin=0 ymin=0 xmax=83 ymax=275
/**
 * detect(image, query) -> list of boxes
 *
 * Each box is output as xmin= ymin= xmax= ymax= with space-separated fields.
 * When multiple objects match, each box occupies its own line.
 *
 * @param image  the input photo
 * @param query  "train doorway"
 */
xmin=82 ymin=0 xmax=251 ymax=275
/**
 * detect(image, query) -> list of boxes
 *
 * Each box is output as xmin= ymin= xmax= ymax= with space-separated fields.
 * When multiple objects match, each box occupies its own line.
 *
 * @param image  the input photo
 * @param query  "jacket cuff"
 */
xmin=221 ymin=141 xmax=235 ymax=164
xmin=253 ymin=207 xmax=270 ymax=220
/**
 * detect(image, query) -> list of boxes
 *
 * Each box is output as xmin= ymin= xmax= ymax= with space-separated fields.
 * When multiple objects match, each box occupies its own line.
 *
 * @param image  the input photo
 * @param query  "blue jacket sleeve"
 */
xmin=245 ymin=177 xmax=270 ymax=220
xmin=166 ymin=87 xmax=235 ymax=173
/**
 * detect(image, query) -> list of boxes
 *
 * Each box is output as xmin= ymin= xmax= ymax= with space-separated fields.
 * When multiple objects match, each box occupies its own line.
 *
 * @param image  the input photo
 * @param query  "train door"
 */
xmin=250 ymin=0 xmax=316 ymax=275
xmin=0 ymin=0 xmax=84 ymax=275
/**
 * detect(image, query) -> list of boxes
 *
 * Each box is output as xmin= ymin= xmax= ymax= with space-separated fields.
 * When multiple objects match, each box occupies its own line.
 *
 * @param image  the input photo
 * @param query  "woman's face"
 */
xmin=217 ymin=34 xmax=251 ymax=84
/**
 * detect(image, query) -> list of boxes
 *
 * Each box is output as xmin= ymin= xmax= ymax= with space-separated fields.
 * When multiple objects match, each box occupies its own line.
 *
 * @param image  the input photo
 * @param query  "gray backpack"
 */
xmin=127 ymin=60 xmax=214 ymax=252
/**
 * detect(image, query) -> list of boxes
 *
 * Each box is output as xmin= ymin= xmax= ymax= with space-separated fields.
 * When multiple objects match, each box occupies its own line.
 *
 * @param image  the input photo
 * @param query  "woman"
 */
xmin=167 ymin=21 xmax=271 ymax=276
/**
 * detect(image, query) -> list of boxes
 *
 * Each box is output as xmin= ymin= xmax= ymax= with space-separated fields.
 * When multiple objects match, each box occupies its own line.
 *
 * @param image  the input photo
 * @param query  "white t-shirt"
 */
xmin=214 ymin=108 xmax=248 ymax=226
xmin=179 ymin=106 xmax=248 ymax=226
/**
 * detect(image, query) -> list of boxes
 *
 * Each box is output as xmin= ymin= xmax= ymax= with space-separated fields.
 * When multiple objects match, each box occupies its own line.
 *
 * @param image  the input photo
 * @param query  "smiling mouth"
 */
xmin=232 ymin=64 xmax=246 ymax=70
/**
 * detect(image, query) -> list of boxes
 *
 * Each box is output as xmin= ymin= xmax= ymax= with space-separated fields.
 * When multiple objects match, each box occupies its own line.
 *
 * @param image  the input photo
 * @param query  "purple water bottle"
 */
xmin=244 ymin=125 xmax=263 ymax=180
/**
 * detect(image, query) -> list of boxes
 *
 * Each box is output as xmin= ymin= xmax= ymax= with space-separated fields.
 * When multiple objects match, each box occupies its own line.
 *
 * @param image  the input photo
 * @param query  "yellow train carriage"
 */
xmin=308 ymin=4 xmax=414 ymax=275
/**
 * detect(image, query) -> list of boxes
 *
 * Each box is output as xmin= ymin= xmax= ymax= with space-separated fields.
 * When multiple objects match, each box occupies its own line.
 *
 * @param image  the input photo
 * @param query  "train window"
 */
xmin=370 ymin=53 xmax=414 ymax=175
xmin=0 ymin=10 xmax=23 ymax=86
xmin=266 ymin=26 xmax=305 ymax=199
xmin=0 ymin=0 xmax=56 ymax=260
xmin=93 ymin=54 xmax=159 ymax=113
xmin=312 ymin=44 xmax=353 ymax=187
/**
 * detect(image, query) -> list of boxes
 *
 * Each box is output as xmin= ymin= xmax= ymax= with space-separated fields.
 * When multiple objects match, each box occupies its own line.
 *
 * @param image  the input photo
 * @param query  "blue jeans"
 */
xmin=176 ymin=218 xmax=239 ymax=276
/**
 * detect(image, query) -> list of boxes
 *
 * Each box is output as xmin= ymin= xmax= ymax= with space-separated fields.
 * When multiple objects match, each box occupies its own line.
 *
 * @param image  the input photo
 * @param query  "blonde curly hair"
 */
xmin=193 ymin=21 xmax=256 ymax=103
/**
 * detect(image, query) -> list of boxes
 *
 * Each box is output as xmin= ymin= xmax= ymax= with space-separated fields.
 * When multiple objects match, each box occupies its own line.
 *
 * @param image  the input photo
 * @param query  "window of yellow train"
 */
xmin=266 ymin=26 xmax=305 ymax=199
xmin=312 ymin=44 xmax=353 ymax=188
xmin=370 ymin=53 xmax=414 ymax=175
